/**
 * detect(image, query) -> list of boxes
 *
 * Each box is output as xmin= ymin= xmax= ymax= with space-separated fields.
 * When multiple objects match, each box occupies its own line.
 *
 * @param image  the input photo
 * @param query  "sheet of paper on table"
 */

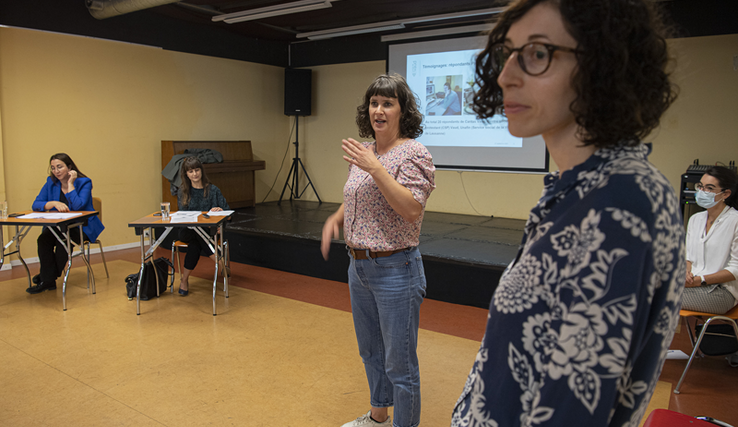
xmin=168 ymin=211 xmax=200 ymax=223
xmin=207 ymin=210 xmax=235 ymax=216
xmin=19 ymin=212 xmax=83 ymax=219
xmin=170 ymin=211 xmax=201 ymax=217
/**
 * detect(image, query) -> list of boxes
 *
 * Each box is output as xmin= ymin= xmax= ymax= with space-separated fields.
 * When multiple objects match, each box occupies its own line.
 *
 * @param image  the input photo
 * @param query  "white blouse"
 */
xmin=686 ymin=205 xmax=738 ymax=300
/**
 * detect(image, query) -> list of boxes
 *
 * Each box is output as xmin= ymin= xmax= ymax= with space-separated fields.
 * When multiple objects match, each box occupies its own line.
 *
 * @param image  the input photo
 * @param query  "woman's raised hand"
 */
xmin=342 ymin=138 xmax=381 ymax=174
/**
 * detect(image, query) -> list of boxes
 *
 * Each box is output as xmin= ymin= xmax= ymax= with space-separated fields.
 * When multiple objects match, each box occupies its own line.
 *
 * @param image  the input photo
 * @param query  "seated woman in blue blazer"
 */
xmin=26 ymin=153 xmax=104 ymax=294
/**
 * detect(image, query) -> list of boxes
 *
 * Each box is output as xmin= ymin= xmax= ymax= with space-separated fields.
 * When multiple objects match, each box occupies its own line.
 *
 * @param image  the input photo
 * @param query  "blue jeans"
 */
xmin=347 ymin=246 xmax=426 ymax=427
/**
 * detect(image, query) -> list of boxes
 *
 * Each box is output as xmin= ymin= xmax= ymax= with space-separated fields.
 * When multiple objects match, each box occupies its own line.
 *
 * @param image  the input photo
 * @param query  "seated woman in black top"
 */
xmin=177 ymin=157 xmax=229 ymax=296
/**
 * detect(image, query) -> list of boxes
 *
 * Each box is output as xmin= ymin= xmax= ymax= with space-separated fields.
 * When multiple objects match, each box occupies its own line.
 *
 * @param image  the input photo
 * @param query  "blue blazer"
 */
xmin=32 ymin=176 xmax=105 ymax=242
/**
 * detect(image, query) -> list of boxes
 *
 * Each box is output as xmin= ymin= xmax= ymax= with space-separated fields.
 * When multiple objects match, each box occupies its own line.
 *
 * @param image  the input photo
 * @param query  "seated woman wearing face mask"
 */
xmin=684 ymin=166 xmax=738 ymax=315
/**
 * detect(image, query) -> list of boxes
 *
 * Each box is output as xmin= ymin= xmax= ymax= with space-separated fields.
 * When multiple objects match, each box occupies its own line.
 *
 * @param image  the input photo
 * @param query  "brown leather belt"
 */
xmin=349 ymin=247 xmax=408 ymax=260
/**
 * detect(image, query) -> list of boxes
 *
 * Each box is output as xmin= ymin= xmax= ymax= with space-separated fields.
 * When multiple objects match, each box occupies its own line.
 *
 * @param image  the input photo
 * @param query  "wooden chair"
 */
xmin=84 ymin=197 xmax=108 ymax=278
xmin=674 ymin=305 xmax=738 ymax=394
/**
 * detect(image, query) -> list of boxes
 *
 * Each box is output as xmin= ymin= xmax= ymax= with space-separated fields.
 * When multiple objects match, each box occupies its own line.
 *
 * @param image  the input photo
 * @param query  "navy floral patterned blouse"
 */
xmin=452 ymin=143 xmax=685 ymax=427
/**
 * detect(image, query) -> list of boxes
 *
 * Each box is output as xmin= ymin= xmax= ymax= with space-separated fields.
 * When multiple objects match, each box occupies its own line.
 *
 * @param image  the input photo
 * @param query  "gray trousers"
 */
xmin=681 ymin=285 xmax=736 ymax=314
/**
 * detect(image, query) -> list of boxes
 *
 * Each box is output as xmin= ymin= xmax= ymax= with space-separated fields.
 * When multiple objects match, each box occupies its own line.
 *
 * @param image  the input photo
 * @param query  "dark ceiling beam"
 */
xmin=86 ymin=0 xmax=180 ymax=20
xmin=0 ymin=0 xmax=736 ymax=69
xmin=0 ymin=0 xmax=288 ymax=67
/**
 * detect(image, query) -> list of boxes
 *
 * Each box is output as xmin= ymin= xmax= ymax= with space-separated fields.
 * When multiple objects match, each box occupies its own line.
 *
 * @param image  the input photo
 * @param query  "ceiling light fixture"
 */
xmin=307 ymin=24 xmax=406 ymax=40
xmin=296 ymin=7 xmax=504 ymax=40
xmin=380 ymin=24 xmax=494 ymax=42
xmin=213 ymin=0 xmax=333 ymax=24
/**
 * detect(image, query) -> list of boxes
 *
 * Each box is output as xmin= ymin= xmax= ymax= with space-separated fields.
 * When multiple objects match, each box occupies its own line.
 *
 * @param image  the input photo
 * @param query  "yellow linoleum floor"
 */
xmin=0 ymin=261 xmax=483 ymax=426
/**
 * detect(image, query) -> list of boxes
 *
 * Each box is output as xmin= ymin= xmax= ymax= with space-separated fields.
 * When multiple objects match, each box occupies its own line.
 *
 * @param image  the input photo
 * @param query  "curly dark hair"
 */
xmin=48 ymin=153 xmax=88 ymax=182
xmin=473 ymin=0 xmax=678 ymax=148
xmin=356 ymin=73 xmax=423 ymax=140
xmin=705 ymin=166 xmax=738 ymax=209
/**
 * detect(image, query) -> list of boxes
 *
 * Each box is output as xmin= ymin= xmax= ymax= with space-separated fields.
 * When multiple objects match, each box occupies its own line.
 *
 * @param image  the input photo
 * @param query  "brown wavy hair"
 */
xmin=48 ymin=153 xmax=88 ymax=183
xmin=179 ymin=157 xmax=211 ymax=208
xmin=473 ymin=0 xmax=678 ymax=148
xmin=356 ymin=73 xmax=423 ymax=140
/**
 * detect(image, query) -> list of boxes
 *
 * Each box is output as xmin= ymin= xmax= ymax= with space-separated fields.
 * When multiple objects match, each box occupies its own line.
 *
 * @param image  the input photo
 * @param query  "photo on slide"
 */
xmin=425 ymin=75 xmax=464 ymax=116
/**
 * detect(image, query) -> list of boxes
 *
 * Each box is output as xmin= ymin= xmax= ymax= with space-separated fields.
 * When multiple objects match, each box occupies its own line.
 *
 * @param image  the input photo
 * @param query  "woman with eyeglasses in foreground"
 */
xmin=452 ymin=1 xmax=684 ymax=425
xmin=684 ymin=167 xmax=738 ymax=315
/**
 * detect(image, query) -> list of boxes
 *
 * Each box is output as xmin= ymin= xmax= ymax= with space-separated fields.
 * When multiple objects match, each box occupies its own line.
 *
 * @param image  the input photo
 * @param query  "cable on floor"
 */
xmin=261 ymin=117 xmax=296 ymax=204
xmin=459 ymin=171 xmax=486 ymax=216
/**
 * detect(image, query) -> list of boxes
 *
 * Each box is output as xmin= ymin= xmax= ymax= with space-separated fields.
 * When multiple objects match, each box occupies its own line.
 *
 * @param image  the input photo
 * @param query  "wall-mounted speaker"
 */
xmin=284 ymin=68 xmax=312 ymax=116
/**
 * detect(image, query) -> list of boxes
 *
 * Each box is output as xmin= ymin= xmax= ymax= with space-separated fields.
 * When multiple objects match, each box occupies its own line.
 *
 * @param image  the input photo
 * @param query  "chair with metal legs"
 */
xmin=84 ymin=197 xmax=108 ymax=278
xmin=674 ymin=305 xmax=738 ymax=394
xmin=62 ymin=197 xmax=108 ymax=287
xmin=170 ymin=238 xmax=230 ymax=293
xmin=51 ymin=233 xmax=93 ymax=305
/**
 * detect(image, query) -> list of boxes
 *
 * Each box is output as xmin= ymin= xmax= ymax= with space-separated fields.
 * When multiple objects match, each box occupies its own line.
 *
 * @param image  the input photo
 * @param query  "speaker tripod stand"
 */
xmin=278 ymin=116 xmax=321 ymax=205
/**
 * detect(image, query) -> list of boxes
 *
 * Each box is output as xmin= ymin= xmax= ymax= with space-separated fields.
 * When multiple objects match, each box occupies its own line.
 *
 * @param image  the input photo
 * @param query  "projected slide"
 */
xmin=407 ymin=50 xmax=522 ymax=148
xmin=389 ymin=35 xmax=548 ymax=172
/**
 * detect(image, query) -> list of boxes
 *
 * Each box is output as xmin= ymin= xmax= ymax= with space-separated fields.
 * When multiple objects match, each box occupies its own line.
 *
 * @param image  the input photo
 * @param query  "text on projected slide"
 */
xmin=407 ymin=49 xmax=522 ymax=148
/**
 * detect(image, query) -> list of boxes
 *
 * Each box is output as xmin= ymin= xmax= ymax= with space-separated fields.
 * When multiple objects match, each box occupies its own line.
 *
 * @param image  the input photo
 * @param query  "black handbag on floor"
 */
xmin=694 ymin=323 xmax=738 ymax=356
xmin=125 ymin=257 xmax=174 ymax=300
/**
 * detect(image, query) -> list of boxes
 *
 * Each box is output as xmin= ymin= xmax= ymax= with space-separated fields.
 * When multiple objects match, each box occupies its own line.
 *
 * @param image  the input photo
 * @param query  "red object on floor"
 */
xmin=643 ymin=409 xmax=718 ymax=427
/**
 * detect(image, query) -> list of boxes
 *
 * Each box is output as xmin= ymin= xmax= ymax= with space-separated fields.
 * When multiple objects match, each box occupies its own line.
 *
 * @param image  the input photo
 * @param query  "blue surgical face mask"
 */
xmin=695 ymin=189 xmax=724 ymax=209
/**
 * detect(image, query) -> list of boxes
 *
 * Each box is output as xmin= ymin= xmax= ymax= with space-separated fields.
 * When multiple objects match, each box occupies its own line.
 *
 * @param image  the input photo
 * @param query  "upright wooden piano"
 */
xmin=161 ymin=140 xmax=266 ymax=209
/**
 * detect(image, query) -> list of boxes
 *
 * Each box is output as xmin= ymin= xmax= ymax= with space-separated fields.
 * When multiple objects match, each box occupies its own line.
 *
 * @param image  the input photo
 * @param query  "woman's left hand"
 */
xmin=342 ymin=138 xmax=381 ymax=175
xmin=210 ymin=207 xmax=223 ymax=212
xmin=685 ymin=275 xmax=702 ymax=288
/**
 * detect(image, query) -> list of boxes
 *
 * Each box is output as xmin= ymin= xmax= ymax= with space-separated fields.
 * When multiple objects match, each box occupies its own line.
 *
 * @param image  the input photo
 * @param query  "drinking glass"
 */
xmin=160 ymin=202 xmax=170 ymax=220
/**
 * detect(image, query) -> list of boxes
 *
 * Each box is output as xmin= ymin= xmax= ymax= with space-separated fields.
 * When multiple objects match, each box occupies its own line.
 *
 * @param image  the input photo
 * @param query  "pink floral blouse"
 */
xmin=343 ymin=139 xmax=435 ymax=251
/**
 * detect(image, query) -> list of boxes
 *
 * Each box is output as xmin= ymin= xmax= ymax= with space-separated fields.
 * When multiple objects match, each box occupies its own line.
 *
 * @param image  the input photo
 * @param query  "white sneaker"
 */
xmin=341 ymin=411 xmax=392 ymax=427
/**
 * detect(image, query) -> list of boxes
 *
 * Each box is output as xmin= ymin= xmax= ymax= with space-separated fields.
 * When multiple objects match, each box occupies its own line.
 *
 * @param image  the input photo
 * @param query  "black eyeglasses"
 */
xmin=490 ymin=42 xmax=582 ymax=76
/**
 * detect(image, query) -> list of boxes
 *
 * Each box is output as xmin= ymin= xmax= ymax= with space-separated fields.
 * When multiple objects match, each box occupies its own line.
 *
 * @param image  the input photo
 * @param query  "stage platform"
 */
xmin=216 ymin=201 xmax=524 ymax=309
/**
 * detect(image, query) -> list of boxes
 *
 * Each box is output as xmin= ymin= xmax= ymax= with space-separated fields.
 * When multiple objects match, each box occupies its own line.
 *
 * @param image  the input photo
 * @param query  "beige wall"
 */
xmin=300 ymin=34 xmax=738 ymax=219
xmin=0 ymin=27 xmax=290 ymax=259
xmin=648 ymin=34 xmax=738 ymax=191
xmin=1 ymin=28 xmax=736 ymax=261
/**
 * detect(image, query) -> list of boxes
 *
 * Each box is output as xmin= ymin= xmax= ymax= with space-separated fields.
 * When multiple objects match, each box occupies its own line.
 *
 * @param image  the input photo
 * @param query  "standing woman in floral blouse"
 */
xmin=321 ymin=74 xmax=435 ymax=427
xmin=452 ymin=1 xmax=684 ymax=426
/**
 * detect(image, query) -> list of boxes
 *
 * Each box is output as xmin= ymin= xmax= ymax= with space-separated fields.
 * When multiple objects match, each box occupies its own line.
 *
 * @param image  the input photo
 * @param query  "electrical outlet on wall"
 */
xmin=734 ymin=55 xmax=738 ymax=71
